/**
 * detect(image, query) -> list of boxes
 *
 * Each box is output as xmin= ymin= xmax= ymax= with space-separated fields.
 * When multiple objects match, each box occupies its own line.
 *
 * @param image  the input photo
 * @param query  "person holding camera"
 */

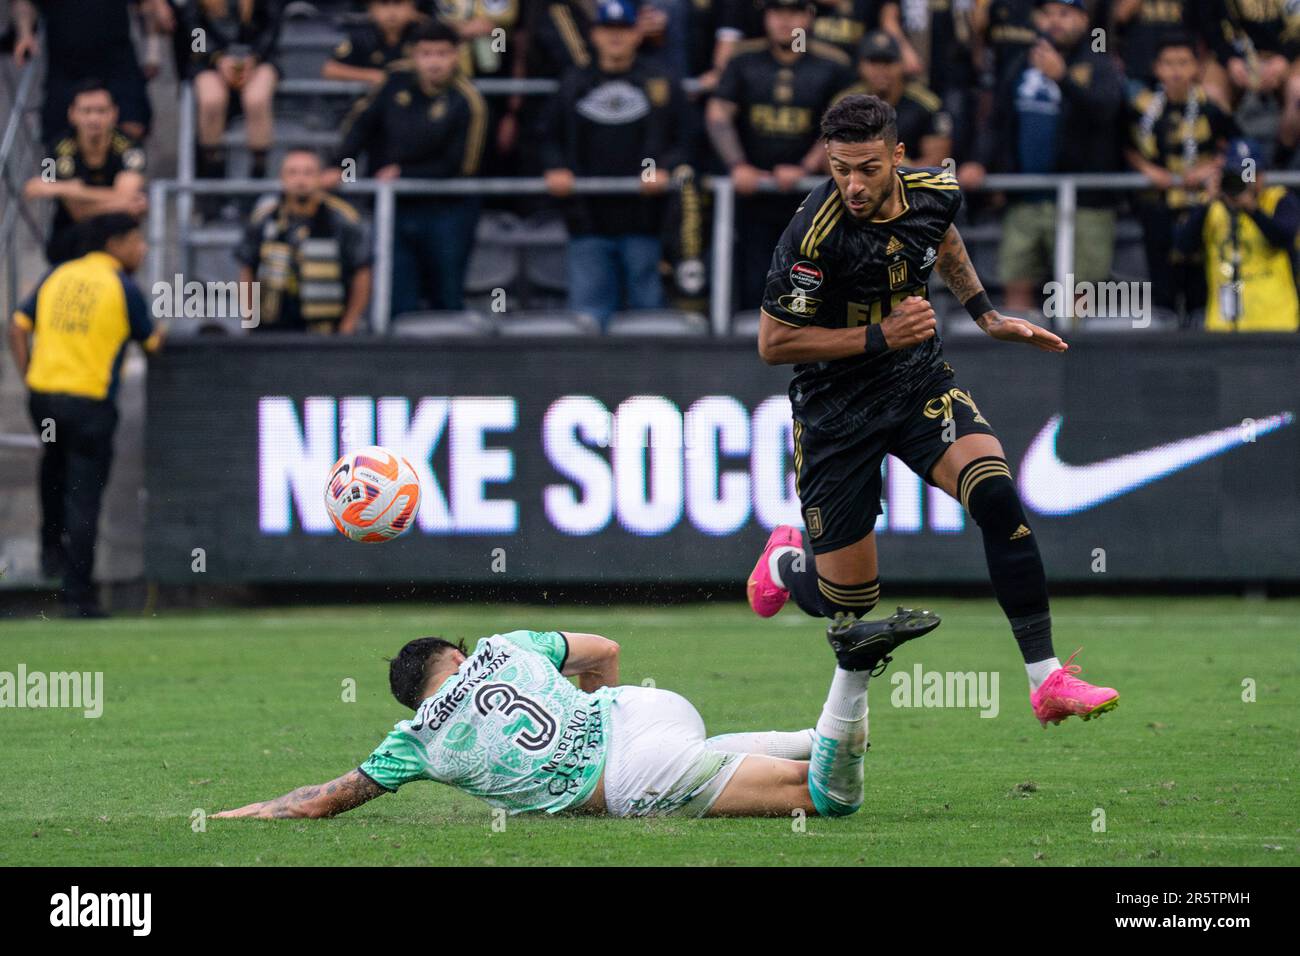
xmin=1174 ymin=138 xmax=1300 ymax=332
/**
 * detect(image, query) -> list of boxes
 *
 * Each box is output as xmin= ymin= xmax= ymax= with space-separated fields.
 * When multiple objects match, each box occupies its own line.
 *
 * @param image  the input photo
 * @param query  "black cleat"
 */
xmin=826 ymin=607 xmax=942 ymax=675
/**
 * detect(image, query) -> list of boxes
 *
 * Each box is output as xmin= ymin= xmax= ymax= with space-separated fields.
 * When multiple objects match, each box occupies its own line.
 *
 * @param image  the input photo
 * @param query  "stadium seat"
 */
xmin=730 ymin=310 xmax=762 ymax=337
xmin=465 ymin=243 xmax=521 ymax=296
xmin=496 ymin=310 xmax=600 ymax=336
xmin=164 ymin=312 xmax=251 ymax=337
xmin=606 ymin=310 xmax=709 ymax=336
xmin=276 ymin=15 xmax=344 ymax=81
xmin=191 ymin=240 xmax=244 ymax=287
xmin=1078 ymin=311 xmax=1179 ymax=332
xmin=389 ymin=311 xmax=496 ymax=338
xmin=476 ymin=210 xmax=527 ymax=243
xmin=522 ymin=245 xmax=569 ymax=294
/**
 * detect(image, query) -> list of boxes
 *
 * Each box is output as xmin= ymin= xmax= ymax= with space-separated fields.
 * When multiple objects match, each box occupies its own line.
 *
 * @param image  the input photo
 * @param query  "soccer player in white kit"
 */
xmin=214 ymin=611 xmax=939 ymax=821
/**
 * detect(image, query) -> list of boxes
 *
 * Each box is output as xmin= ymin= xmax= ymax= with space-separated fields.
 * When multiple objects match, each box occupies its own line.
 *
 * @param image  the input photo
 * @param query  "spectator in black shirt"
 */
xmin=706 ymin=0 xmax=856 ymax=309
xmin=171 ymin=0 xmax=284 ymax=189
xmin=834 ymin=30 xmax=953 ymax=166
xmin=23 ymin=80 xmax=148 ymax=265
xmin=1200 ymin=0 xmax=1300 ymax=106
xmin=335 ymin=19 xmax=488 ymax=315
xmin=971 ymin=0 xmax=1039 ymax=94
xmin=13 ymin=0 xmax=161 ymax=145
xmin=1124 ymin=34 xmax=1237 ymax=317
xmin=524 ymin=0 xmax=594 ymax=77
xmin=811 ymin=0 xmax=920 ymax=74
xmin=967 ymin=0 xmax=1125 ymax=313
xmin=235 ymin=149 xmax=373 ymax=334
xmin=1111 ymin=0 xmax=1202 ymax=85
xmin=541 ymin=0 xmax=683 ymax=326
xmin=323 ymin=0 xmax=427 ymax=86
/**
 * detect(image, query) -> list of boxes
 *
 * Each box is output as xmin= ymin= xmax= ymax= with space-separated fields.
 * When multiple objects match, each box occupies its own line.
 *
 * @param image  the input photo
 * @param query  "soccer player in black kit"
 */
xmin=745 ymin=94 xmax=1120 ymax=727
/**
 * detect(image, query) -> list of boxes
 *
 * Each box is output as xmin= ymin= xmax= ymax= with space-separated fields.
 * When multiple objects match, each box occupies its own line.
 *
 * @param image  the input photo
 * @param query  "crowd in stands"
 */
xmin=8 ymin=0 xmax=1300 ymax=331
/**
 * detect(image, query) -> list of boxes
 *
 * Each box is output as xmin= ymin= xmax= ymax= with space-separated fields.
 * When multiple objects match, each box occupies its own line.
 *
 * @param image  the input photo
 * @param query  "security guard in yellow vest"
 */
xmin=7 ymin=214 xmax=163 ymax=617
xmin=1175 ymin=139 xmax=1300 ymax=332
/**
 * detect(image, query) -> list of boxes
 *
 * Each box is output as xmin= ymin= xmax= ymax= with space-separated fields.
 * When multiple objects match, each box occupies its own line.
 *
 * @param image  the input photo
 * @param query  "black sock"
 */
xmin=778 ymin=546 xmax=823 ymax=617
xmin=959 ymin=456 xmax=1056 ymax=664
xmin=777 ymin=547 xmax=880 ymax=622
xmin=198 ymin=145 xmax=227 ymax=180
xmin=250 ymin=149 xmax=269 ymax=179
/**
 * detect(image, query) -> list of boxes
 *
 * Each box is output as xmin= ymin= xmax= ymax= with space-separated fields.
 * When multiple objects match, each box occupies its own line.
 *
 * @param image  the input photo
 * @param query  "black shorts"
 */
xmin=793 ymin=368 xmax=997 ymax=554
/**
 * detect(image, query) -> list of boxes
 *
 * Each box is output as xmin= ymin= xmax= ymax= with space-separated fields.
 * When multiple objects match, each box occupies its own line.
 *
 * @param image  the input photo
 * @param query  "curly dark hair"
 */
xmin=387 ymin=636 xmax=467 ymax=710
xmin=820 ymin=94 xmax=898 ymax=146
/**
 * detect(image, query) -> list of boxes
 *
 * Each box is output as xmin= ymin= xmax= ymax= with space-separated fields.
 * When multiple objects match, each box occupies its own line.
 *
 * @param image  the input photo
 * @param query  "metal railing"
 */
xmin=150 ymin=168 xmax=1300 ymax=336
xmin=151 ymin=67 xmax=1300 ymax=336
xmin=0 ymin=55 xmax=46 ymax=326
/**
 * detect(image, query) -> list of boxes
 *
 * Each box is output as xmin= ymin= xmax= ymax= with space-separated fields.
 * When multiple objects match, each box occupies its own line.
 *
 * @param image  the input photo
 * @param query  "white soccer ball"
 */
xmin=324 ymin=445 xmax=421 ymax=543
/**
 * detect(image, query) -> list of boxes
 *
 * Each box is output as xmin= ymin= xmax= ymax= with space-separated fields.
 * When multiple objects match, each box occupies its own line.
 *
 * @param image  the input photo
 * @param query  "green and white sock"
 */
xmin=808 ymin=667 xmax=868 ymax=817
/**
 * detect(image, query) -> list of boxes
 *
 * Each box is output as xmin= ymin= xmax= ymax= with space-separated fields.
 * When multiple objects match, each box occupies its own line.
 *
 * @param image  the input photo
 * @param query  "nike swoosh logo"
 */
xmin=1018 ymin=412 xmax=1295 ymax=515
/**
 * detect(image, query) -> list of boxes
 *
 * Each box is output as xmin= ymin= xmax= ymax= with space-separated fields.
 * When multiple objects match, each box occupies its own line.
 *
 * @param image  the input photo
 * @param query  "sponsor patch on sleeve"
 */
xmin=789 ymin=260 xmax=824 ymax=292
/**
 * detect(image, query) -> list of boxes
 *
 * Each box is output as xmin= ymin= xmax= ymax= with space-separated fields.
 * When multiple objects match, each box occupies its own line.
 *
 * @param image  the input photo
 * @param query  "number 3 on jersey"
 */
xmin=474 ymin=683 xmax=557 ymax=752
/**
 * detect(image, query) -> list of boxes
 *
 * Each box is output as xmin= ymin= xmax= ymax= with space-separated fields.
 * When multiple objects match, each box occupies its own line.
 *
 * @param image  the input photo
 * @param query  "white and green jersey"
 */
xmin=359 ymin=630 xmax=619 ymax=814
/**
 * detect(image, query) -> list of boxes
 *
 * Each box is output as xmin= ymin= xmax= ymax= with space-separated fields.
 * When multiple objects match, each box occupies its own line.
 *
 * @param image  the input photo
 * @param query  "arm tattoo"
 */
xmin=263 ymin=772 xmax=385 ymax=819
xmin=706 ymin=115 xmax=748 ymax=170
xmin=935 ymin=224 xmax=984 ymax=305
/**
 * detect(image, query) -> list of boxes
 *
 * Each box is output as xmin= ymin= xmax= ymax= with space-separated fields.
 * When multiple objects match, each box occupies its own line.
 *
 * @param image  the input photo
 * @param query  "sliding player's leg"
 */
xmin=705 ymin=755 xmax=814 ymax=816
xmin=709 ymin=608 xmax=941 ymax=818
xmin=706 ymin=728 xmax=816 ymax=759
xmin=916 ymin=392 xmax=1118 ymax=725
xmin=600 ymin=685 xmax=753 ymax=818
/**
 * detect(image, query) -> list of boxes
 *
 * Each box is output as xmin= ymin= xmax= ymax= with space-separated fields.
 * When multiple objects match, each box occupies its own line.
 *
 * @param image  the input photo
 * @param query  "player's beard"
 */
xmin=840 ymin=168 xmax=896 ymax=220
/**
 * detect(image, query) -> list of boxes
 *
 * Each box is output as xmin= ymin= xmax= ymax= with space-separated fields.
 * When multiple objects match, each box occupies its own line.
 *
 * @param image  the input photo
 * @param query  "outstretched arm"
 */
xmin=213 ymin=769 xmax=385 ymax=819
xmin=934 ymin=224 xmax=1067 ymax=353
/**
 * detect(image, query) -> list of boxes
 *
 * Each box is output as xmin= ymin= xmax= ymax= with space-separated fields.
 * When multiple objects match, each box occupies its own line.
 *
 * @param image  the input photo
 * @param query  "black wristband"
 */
xmin=865 ymin=323 xmax=888 ymax=356
xmin=964 ymin=291 xmax=994 ymax=322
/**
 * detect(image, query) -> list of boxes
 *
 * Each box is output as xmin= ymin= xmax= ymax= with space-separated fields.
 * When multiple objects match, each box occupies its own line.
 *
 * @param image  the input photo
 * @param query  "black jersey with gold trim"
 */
xmin=761 ymin=166 xmax=962 ymax=435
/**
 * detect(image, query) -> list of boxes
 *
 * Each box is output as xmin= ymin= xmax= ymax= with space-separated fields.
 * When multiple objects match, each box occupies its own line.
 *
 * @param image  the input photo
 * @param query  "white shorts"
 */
xmin=602 ymin=685 xmax=747 ymax=818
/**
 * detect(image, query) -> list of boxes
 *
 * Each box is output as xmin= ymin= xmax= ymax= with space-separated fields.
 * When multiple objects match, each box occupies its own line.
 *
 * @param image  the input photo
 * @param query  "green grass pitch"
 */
xmin=1 ymin=596 xmax=1295 ymax=866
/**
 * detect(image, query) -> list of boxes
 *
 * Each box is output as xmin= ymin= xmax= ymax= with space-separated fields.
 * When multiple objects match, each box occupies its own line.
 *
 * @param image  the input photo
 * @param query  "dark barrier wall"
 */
xmin=145 ymin=335 xmax=1300 ymax=584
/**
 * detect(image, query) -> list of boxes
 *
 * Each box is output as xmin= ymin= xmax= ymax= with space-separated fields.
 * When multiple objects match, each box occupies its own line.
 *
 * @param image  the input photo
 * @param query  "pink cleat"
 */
xmin=1030 ymin=649 xmax=1120 ymax=727
xmin=747 ymin=525 xmax=804 ymax=618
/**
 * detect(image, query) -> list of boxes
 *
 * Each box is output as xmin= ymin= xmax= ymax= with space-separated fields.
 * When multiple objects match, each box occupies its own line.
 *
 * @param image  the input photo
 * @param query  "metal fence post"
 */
xmin=371 ymin=181 xmax=395 ymax=334
xmin=147 ymin=180 xmax=168 ymax=293
xmin=177 ymin=84 xmax=195 ymax=277
xmin=710 ymin=177 xmax=735 ymax=336
xmin=1053 ymin=176 xmax=1077 ymax=328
